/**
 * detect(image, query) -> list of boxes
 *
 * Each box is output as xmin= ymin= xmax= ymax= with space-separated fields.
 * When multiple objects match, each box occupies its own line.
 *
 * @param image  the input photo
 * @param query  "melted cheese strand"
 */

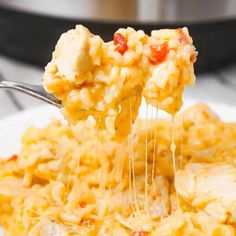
xmin=129 ymin=98 xmax=140 ymax=212
xmin=97 ymin=120 xmax=107 ymax=199
xmin=180 ymin=108 xmax=185 ymax=169
xmin=99 ymin=117 xmax=106 ymax=192
xmin=95 ymin=123 xmax=101 ymax=191
xmin=128 ymin=145 xmax=134 ymax=212
xmin=150 ymin=107 xmax=154 ymax=193
xmin=152 ymin=108 xmax=158 ymax=195
xmin=171 ymin=115 xmax=176 ymax=175
xmin=171 ymin=115 xmax=180 ymax=208
xmin=145 ymin=104 xmax=149 ymax=213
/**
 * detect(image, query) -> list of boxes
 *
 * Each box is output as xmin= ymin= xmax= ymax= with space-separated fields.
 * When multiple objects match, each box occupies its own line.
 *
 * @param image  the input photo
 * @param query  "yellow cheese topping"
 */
xmin=0 ymin=104 xmax=236 ymax=235
xmin=43 ymin=25 xmax=196 ymax=135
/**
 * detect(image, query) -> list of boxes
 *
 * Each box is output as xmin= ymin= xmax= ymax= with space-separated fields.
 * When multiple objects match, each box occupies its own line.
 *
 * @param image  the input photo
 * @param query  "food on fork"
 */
xmin=43 ymin=25 xmax=197 ymax=135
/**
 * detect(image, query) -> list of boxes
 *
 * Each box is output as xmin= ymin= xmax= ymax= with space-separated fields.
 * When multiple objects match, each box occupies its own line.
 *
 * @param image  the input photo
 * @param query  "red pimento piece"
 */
xmin=113 ymin=33 xmax=128 ymax=55
xmin=177 ymin=28 xmax=188 ymax=44
xmin=190 ymin=52 xmax=197 ymax=63
xmin=131 ymin=230 xmax=148 ymax=236
xmin=8 ymin=155 xmax=18 ymax=162
xmin=149 ymin=42 xmax=169 ymax=64
xmin=79 ymin=202 xmax=86 ymax=208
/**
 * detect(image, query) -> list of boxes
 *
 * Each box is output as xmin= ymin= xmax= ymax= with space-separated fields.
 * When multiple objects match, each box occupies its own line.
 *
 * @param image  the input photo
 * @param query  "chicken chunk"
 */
xmin=175 ymin=163 xmax=236 ymax=223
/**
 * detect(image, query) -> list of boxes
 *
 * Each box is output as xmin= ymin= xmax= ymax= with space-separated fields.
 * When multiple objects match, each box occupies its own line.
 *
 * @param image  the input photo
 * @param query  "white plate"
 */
xmin=0 ymin=98 xmax=236 ymax=157
xmin=0 ymin=98 xmax=235 ymax=235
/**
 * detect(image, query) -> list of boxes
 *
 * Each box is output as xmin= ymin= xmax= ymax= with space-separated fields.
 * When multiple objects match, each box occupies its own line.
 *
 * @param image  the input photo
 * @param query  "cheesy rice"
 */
xmin=0 ymin=104 xmax=236 ymax=235
xmin=1 ymin=26 xmax=236 ymax=236
xmin=43 ymin=25 xmax=197 ymax=135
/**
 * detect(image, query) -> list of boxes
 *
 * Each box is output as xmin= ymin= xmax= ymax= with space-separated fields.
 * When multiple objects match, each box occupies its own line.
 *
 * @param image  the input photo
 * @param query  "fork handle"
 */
xmin=0 ymin=80 xmax=61 ymax=108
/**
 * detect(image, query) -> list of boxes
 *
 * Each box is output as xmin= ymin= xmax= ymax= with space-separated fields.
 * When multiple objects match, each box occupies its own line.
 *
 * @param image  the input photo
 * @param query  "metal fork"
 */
xmin=0 ymin=80 xmax=61 ymax=108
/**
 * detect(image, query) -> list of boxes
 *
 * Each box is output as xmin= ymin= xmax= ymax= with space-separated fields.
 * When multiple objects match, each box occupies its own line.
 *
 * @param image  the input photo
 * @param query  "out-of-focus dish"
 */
xmin=0 ymin=102 xmax=236 ymax=235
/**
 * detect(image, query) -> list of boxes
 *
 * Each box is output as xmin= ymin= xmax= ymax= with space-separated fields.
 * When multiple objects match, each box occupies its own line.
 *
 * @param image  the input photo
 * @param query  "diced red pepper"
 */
xmin=79 ymin=202 xmax=86 ymax=208
xmin=8 ymin=155 xmax=18 ymax=162
xmin=131 ymin=230 xmax=148 ymax=236
xmin=1 ymin=155 xmax=18 ymax=165
xmin=177 ymin=28 xmax=188 ymax=44
xmin=149 ymin=42 xmax=169 ymax=64
xmin=113 ymin=33 xmax=128 ymax=55
xmin=190 ymin=52 xmax=197 ymax=63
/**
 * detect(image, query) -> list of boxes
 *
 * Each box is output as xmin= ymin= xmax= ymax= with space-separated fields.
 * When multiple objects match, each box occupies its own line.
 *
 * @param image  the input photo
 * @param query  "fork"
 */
xmin=0 ymin=80 xmax=61 ymax=108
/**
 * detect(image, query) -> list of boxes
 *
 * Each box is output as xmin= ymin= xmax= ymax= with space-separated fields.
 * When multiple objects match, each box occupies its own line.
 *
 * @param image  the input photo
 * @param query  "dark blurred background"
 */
xmin=0 ymin=0 xmax=236 ymax=73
